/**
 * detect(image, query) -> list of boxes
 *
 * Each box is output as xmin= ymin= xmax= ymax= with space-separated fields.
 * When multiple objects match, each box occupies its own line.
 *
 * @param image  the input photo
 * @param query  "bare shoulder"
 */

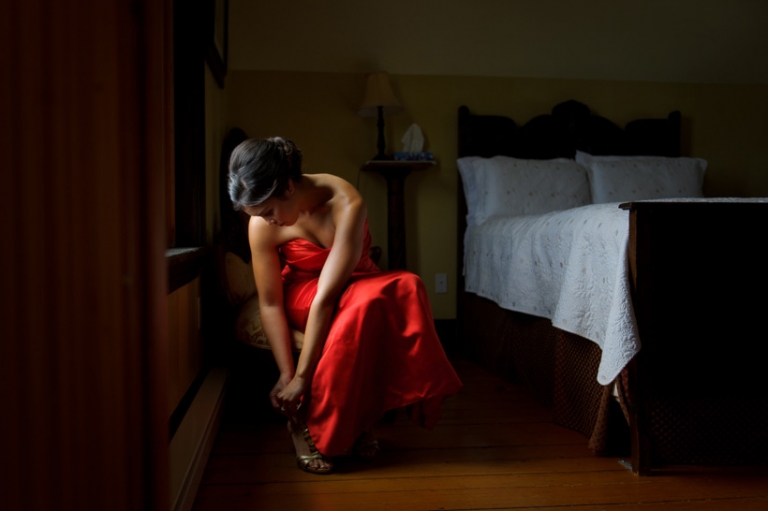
xmin=311 ymin=173 xmax=364 ymax=213
xmin=312 ymin=173 xmax=361 ymax=200
xmin=317 ymin=175 xmax=366 ymax=233
xmin=248 ymin=215 xmax=288 ymax=251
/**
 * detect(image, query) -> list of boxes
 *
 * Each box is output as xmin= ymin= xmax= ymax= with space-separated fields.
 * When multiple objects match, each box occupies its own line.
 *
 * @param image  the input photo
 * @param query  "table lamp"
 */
xmin=358 ymin=71 xmax=403 ymax=160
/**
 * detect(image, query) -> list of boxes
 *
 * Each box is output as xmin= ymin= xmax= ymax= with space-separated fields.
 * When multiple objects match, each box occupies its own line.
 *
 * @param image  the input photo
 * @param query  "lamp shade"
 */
xmin=357 ymin=71 xmax=403 ymax=117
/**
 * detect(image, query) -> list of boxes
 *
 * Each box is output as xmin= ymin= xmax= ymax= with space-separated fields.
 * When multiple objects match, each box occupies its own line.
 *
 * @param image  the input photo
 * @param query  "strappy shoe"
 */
xmin=296 ymin=427 xmax=334 ymax=475
xmin=353 ymin=430 xmax=380 ymax=460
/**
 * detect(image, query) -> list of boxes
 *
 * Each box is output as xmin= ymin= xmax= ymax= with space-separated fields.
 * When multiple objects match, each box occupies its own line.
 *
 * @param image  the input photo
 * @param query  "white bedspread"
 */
xmin=464 ymin=203 xmax=637 ymax=385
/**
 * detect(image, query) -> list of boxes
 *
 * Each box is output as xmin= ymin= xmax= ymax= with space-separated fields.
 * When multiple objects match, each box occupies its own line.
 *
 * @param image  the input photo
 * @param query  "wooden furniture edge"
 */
xmin=168 ymin=246 xmax=212 ymax=294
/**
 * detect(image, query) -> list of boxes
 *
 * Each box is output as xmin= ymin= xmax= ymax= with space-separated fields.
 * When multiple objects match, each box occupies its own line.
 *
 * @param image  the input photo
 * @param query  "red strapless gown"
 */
xmin=279 ymin=224 xmax=463 ymax=456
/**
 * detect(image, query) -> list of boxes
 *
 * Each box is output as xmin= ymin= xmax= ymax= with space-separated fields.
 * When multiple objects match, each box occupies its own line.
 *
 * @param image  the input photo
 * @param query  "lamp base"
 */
xmin=374 ymin=106 xmax=389 ymax=161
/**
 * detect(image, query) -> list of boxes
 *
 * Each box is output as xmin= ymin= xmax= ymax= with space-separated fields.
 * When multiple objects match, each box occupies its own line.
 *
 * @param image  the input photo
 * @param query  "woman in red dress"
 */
xmin=228 ymin=137 xmax=462 ymax=474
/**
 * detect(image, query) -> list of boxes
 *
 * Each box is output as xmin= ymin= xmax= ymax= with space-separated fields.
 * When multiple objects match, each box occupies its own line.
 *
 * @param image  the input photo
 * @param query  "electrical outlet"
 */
xmin=435 ymin=273 xmax=448 ymax=294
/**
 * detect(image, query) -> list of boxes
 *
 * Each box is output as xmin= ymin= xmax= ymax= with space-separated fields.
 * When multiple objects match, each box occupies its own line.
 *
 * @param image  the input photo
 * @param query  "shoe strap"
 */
xmin=302 ymin=427 xmax=319 ymax=454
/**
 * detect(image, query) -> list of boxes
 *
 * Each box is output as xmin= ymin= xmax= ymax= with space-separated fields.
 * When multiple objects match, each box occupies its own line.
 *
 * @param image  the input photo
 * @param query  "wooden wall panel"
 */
xmin=168 ymin=277 xmax=203 ymax=417
xmin=0 ymin=0 xmax=171 ymax=509
xmin=168 ymin=287 xmax=182 ymax=416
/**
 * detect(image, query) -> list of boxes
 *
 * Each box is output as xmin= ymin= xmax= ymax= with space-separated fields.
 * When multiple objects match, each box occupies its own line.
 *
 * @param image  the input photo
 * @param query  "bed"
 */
xmin=456 ymin=100 xmax=768 ymax=475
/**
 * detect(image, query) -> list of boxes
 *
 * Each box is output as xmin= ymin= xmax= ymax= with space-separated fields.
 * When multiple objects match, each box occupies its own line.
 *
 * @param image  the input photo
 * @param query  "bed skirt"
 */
xmin=459 ymin=292 xmax=630 ymax=456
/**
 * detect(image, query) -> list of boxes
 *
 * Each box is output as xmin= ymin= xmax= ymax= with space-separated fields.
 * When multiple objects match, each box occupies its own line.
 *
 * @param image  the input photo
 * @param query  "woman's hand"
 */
xmin=271 ymin=373 xmax=309 ymax=420
xmin=269 ymin=372 xmax=292 ymax=412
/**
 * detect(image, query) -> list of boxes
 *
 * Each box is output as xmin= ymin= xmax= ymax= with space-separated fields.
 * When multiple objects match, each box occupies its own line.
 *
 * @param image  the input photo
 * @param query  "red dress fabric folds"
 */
xmin=280 ymin=225 xmax=463 ymax=456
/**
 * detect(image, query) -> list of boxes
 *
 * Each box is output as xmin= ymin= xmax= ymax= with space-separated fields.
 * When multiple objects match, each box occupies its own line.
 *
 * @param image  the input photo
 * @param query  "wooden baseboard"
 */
xmin=170 ymin=366 xmax=227 ymax=511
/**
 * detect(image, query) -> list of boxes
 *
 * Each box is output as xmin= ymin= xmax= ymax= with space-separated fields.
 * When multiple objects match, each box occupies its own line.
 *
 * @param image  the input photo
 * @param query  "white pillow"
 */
xmin=457 ymin=156 xmax=482 ymax=226
xmin=576 ymin=151 xmax=707 ymax=204
xmin=461 ymin=156 xmax=592 ymax=224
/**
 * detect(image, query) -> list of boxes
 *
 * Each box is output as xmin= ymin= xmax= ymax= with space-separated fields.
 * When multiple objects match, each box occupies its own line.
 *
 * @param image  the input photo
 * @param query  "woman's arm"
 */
xmin=248 ymin=218 xmax=296 ymax=408
xmin=277 ymin=191 xmax=367 ymax=407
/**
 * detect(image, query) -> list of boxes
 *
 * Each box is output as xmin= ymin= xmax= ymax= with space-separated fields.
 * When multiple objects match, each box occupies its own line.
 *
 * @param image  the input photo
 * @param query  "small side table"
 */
xmin=362 ymin=160 xmax=436 ymax=270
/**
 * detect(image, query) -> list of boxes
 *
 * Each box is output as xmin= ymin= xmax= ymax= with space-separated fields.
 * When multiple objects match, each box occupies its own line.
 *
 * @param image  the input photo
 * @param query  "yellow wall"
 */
xmin=229 ymin=1 xmax=768 ymax=86
xmin=226 ymin=70 xmax=768 ymax=319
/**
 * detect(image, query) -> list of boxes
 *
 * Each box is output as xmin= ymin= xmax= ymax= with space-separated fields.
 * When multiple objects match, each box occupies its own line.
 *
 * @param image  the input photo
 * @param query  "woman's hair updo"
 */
xmin=228 ymin=136 xmax=303 ymax=211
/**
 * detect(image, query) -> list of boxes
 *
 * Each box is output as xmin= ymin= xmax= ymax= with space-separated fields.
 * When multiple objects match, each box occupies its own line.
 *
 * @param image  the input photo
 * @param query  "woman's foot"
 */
xmin=287 ymin=421 xmax=333 ymax=474
xmin=353 ymin=430 xmax=380 ymax=460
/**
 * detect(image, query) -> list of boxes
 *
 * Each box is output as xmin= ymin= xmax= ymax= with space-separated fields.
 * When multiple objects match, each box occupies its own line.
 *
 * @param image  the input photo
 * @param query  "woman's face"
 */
xmin=243 ymin=193 xmax=299 ymax=227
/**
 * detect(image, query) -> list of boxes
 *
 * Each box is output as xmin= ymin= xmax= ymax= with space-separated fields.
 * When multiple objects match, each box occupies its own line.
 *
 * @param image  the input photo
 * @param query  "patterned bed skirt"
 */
xmin=459 ymin=292 xmax=768 ymax=468
xmin=459 ymin=292 xmax=630 ymax=456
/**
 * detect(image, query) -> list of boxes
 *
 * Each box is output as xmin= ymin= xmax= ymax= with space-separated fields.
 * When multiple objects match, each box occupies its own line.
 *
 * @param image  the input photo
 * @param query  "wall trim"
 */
xmin=170 ymin=366 xmax=227 ymax=511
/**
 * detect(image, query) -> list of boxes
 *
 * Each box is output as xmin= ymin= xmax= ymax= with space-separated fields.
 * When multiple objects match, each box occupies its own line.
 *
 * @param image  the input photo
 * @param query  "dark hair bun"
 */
xmin=270 ymin=136 xmax=303 ymax=176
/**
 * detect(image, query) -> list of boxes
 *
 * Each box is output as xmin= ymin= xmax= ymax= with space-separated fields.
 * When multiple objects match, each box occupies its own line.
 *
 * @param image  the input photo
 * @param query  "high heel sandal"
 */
xmin=296 ymin=427 xmax=333 ymax=475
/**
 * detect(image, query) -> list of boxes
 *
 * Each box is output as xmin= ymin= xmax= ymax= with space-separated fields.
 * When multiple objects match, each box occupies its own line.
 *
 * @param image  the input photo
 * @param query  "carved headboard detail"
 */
xmin=458 ymin=99 xmax=681 ymax=160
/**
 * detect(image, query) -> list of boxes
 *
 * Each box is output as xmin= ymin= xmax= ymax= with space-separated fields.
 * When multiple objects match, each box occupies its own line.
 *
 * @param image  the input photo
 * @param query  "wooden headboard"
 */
xmin=458 ymin=99 xmax=681 ymax=159
xmin=456 ymin=100 xmax=682 ymax=314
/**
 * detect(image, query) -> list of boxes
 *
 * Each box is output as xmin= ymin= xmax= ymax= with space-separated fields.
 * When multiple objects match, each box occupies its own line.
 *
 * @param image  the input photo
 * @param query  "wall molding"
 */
xmin=170 ymin=367 xmax=228 ymax=511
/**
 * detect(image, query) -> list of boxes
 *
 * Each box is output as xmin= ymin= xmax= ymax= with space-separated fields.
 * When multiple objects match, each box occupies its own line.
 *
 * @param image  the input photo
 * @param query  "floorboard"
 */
xmin=192 ymin=356 xmax=768 ymax=511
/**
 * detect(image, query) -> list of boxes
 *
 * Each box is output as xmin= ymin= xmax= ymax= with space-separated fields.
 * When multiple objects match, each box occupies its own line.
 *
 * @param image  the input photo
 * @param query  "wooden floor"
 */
xmin=192 ymin=357 xmax=768 ymax=511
